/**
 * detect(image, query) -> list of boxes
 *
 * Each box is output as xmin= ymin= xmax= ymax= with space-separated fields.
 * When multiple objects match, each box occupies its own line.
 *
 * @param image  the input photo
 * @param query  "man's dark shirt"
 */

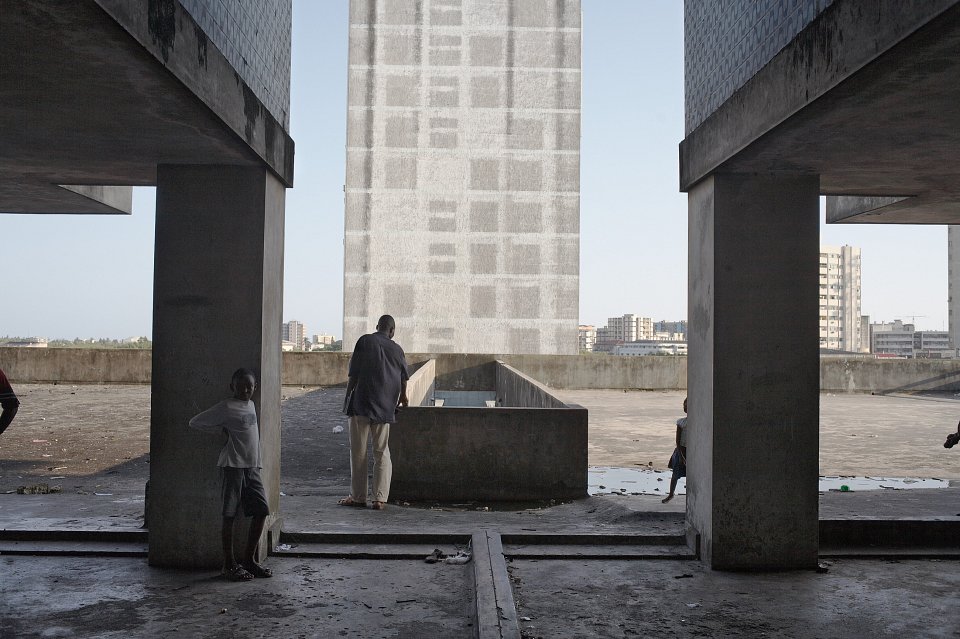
xmin=0 ymin=369 xmax=18 ymax=410
xmin=347 ymin=332 xmax=409 ymax=424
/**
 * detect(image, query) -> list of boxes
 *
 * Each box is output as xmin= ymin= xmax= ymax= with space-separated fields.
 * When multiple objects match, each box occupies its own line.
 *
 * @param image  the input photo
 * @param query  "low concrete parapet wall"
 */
xmin=818 ymin=356 xmax=960 ymax=393
xmin=391 ymin=403 xmax=588 ymax=502
xmin=406 ymin=359 xmax=436 ymax=407
xmin=7 ymin=348 xmax=960 ymax=394
xmin=495 ymin=360 xmax=566 ymax=408
xmin=392 ymin=360 xmax=587 ymax=501
xmin=282 ymin=351 xmax=351 ymax=386
xmin=0 ymin=347 xmax=151 ymax=384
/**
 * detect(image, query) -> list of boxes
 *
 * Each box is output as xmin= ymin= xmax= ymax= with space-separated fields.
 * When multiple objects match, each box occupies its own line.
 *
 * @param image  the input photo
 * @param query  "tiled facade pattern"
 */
xmin=684 ymin=0 xmax=835 ymax=134
xmin=343 ymin=0 xmax=581 ymax=354
xmin=180 ymin=0 xmax=292 ymax=129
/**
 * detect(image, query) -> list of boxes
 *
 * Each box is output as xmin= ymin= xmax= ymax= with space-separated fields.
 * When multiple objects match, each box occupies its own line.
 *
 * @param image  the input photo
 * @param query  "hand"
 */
xmin=397 ymin=394 xmax=409 ymax=408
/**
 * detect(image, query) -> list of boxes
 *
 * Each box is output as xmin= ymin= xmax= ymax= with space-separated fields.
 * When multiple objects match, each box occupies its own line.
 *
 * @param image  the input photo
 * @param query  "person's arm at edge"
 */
xmin=189 ymin=401 xmax=226 ymax=434
xmin=398 ymin=379 xmax=408 ymax=407
xmin=0 ymin=399 xmax=19 ymax=435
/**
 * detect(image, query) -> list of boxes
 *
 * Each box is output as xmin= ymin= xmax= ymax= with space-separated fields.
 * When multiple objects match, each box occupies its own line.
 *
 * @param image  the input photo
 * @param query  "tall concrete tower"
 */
xmin=343 ymin=0 xmax=582 ymax=354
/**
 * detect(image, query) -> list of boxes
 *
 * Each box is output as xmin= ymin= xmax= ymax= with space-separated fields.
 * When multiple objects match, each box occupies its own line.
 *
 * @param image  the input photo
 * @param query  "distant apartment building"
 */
xmin=870 ymin=320 xmax=915 ymax=357
xmin=654 ymin=320 xmax=687 ymax=341
xmin=343 ymin=0 xmax=582 ymax=355
xmin=281 ymin=320 xmax=306 ymax=351
xmin=914 ymin=330 xmax=952 ymax=359
xmin=615 ymin=340 xmax=687 ymax=357
xmin=595 ymin=314 xmax=653 ymax=352
xmin=312 ymin=333 xmax=335 ymax=347
xmin=819 ymin=245 xmax=863 ymax=352
xmin=578 ymin=325 xmax=596 ymax=352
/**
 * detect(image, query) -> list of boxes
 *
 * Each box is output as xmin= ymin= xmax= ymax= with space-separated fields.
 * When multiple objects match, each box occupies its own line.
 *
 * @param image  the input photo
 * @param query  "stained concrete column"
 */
xmin=149 ymin=165 xmax=284 ymax=568
xmin=687 ymin=173 xmax=819 ymax=570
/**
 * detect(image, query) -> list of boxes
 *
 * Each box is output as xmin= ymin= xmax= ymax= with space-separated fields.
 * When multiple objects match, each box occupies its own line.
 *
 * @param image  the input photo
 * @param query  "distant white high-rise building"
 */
xmin=819 ymin=245 xmax=862 ymax=352
xmin=595 ymin=314 xmax=653 ymax=352
xmin=578 ymin=325 xmax=596 ymax=352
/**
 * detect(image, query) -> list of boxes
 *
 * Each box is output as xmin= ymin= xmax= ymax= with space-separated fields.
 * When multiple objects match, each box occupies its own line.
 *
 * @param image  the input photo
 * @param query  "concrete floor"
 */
xmin=2 ymin=385 xmax=960 ymax=637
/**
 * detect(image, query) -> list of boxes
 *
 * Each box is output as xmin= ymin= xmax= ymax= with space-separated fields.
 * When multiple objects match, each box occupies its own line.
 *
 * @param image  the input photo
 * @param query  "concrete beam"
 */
xmin=680 ymin=0 xmax=960 ymax=217
xmin=0 ymin=1 xmax=293 ymax=215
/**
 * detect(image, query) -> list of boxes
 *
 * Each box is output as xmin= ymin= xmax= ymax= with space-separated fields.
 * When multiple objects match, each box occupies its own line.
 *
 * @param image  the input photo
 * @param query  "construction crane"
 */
xmin=895 ymin=315 xmax=927 ymax=327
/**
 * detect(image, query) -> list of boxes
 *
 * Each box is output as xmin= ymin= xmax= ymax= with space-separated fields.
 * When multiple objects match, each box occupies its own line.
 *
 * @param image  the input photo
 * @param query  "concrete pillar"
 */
xmin=149 ymin=165 xmax=284 ymax=568
xmin=687 ymin=173 xmax=819 ymax=570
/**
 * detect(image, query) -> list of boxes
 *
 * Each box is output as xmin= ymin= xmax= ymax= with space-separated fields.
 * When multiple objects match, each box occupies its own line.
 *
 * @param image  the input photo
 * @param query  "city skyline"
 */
xmin=0 ymin=1 xmax=951 ymax=341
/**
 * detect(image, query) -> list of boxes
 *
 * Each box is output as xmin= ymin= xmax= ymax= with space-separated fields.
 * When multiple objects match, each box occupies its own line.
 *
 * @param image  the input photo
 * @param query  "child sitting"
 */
xmin=189 ymin=368 xmax=272 ymax=581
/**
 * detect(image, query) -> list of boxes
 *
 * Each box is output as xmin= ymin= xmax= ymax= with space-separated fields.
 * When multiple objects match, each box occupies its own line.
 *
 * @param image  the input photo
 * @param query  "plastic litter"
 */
xmin=332 ymin=424 xmax=344 ymax=433
xmin=443 ymin=549 xmax=472 ymax=565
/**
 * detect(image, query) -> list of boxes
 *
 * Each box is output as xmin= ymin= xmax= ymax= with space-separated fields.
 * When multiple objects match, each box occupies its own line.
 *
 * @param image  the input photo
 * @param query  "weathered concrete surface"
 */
xmin=680 ymin=1 xmax=958 ymax=199
xmin=819 ymin=356 xmax=960 ymax=393
xmin=387 ymin=360 xmax=587 ymax=501
xmin=148 ymin=165 xmax=285 ymax=569
xmin=405 ymin=358 xmax=435 ymax=406
xmin=495 ymin=361 xmax=566 ymax=409
xmin=391 ymin=404 xmax=588 ymax=501
xmin=509 ymin=558 xmax=960 ymax=638
xmin=282 ymin=350 xmax=352 ymax=387
xmin=0 ymin=1 xmax=293 ymax=215
xmin=0 ymin=348 xmax=152 ymax=384
xmin=0 ymin=555 xmax=474 ymax=639
xmin=688 ymin=174 xmax=821 ymax=570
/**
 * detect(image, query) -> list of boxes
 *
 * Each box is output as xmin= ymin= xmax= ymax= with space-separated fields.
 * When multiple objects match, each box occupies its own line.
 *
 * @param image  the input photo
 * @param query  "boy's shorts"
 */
xmin=220 ymin=467 xmax=270 ymax=518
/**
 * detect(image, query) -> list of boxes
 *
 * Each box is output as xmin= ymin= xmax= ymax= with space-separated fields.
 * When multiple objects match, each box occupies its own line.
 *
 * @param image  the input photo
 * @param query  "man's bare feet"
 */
xmin=371 ymin=501 xmax=386 ymax=510
xmin=661 ymin=494 xmax=674 ymax=504
xmin=338 ymin=496 xmax=366 ymax=508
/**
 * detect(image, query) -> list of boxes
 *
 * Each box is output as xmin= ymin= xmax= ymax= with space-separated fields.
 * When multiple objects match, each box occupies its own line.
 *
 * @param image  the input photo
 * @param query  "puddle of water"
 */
xmin=817 ymin=475 xmax=949 ymax=491
xmin=589 ymin=467 xmax=681 ymax=497
xmin=589 ymin=467 xmax=950 ymax=497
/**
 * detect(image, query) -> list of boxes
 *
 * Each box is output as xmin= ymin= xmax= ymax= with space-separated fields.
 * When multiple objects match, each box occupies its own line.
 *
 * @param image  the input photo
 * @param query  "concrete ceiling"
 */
xmin=681 ymin=3 xmax=960 ymax=225
xmin=0 ymin=1 xmax=267 ymax=214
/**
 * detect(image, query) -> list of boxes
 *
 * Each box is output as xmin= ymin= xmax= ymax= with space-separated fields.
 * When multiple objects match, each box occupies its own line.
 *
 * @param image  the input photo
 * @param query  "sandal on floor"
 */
xmin=338 ymin=497 xmax=366 ymax=508
xmin=371 ymin=501 xmax=386 ymax=510
xmin=222 ymin=565 xmax=254 ymax=581
xmin=424 ymin=548 xmax=447 ymax=564
xmin=243 ymin=562 xmax=273 ymax=578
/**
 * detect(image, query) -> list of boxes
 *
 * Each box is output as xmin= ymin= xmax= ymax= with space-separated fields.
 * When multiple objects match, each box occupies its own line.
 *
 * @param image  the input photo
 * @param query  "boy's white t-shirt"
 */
xmin=677 ymin=416 xmax=688 ymax=448
xmin=189 ymin=398 xmax=262 ymax=468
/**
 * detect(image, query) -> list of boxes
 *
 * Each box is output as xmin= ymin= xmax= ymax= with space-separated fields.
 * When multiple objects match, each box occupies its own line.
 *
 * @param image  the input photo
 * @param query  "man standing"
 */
xmin=339 ymin=315 xmax=408 ymax=510
xmin=0 ymin=368 xmax=20 ymax=436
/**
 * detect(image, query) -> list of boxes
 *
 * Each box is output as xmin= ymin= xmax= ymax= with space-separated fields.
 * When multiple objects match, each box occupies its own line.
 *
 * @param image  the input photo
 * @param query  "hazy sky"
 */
xmin=1 ymin=1 xmax=950 ymax=339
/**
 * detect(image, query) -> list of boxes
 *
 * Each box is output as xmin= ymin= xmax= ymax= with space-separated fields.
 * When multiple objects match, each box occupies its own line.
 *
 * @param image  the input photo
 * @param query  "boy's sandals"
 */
xmin=424 ymin=548 xmax=447 ymax=563
xmin=222 ymin=565 xmax=254 ymax=581
xmin=243 ymin=562 xmax=273 ymax=578
xmin=338 ymin=496 xmax=366 ymax=508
